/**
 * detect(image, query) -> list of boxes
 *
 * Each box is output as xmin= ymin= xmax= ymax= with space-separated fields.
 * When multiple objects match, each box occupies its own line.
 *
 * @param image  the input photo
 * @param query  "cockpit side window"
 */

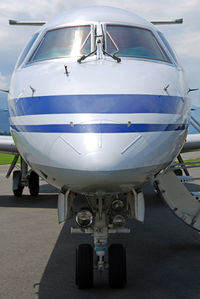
xmin=105 ymin=25 xmax=171 ymax=63
xmin=16 ymin=32 xmax=39 ymax=68
xmin=29 ymin=25 xmax=91 ymax=63
xmin=157 ymin=32 xmax=178 ymax=64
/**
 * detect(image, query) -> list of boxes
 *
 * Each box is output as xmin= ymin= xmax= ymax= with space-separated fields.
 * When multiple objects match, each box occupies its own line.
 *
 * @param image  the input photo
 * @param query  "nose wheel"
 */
xmin=108 ymin=244 xmax=126 ymax=288
xmin=75 ymin=243 xmax=126 ymax=289
xmin=75 ymin=244 xmax=93 ymax=289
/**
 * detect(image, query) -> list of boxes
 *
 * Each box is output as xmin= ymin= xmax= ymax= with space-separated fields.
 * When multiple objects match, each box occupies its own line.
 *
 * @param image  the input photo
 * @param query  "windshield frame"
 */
xmin=157 ymin=31 xmax=179 ymax=66
xmin=26 ymin=24 xmax=95 ymax=65
xmin=103 ymin=23 xmax=172 ymax=64
xmin=15 ymin=32 xmax=40 ymax=69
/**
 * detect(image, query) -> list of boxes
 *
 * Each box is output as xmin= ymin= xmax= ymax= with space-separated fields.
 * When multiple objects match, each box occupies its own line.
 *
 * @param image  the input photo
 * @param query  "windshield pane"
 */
xmin=16 ymin=32 xmax=39 ymax=67
xmin=29 ymin=25 xmax=91 ymax=62
xmin=106 ymin=25 xmax=171 ymax=63
xmin=158 ymin=32 xmax=178 ymax=64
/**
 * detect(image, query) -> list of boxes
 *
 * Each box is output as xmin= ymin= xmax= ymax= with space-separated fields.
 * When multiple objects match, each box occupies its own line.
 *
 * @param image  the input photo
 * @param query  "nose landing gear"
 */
xmin=58 ymin=189 xmax=145 ymax=289
xmin=70 ymin=195 xmax=131 ymax=289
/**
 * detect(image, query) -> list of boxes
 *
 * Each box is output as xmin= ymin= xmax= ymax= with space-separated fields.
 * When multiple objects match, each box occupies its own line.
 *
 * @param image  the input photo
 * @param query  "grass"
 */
xmin=0 ymin=153 xmax=20 ymax=165
xmin=182 ymin=158 xmax=200 ymax=165
xmin=184 ymin=158 xmax=200 ymax=163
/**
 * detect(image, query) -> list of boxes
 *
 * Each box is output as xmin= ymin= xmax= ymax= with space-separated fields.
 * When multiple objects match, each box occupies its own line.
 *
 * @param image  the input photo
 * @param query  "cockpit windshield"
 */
xmin=29 ymin=25 xmax=91 ymax=62
xmin=105 ymin=25 xmax=171 ymax=63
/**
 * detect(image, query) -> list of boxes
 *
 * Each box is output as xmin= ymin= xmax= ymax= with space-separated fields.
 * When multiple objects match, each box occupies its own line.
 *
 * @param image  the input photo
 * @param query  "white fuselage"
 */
xmin=8 ymin=6 xmax=190 ymax=194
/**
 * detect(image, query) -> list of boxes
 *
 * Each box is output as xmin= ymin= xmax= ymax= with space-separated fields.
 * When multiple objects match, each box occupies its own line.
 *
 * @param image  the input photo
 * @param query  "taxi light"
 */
xmin=76 ymin=210 xmax=93 ymax=227
xmin=111 ymin=199 xmax=124 ymax=211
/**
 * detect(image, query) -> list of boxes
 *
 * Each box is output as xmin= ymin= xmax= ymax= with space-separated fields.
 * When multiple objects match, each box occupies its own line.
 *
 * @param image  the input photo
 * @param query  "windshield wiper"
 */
xmin=77 ymin=33 xmax=121 ymax=63
xmin=77 ymin=48 xmax=97 ymax=63
xmin=102 ymin=49 xmax=121 ymax=63
xmin=77 ymin=48 xmax=121 ymax=63
xmin=102 ymin=26 xmax=121 ymax=63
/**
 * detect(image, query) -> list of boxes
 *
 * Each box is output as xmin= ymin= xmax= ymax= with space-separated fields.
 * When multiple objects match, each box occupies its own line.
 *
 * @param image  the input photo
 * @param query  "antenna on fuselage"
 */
xmin=188 ymin=88 xmax=199 ymax=94
xmin=151 ymin=18 xmax=183 ymax=25
xmin=0 ymin=89 xmax=9 ymax=93
xmin=9 ymin=20 xmax=46 ymax=26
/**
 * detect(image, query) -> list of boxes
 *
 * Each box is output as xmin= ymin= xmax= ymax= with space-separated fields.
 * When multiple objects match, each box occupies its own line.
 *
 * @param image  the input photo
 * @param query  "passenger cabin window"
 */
xmin=16 ymin=32 xmax=39 ymax=68
xmin=105 ymin=25 xmax=171 ymax=63
xmin=29 ymin=25 xmax=91 ymax=62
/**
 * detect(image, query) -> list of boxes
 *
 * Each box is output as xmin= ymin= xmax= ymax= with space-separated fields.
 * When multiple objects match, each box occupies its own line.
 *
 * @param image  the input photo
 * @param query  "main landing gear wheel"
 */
xmin=28 ymin=171 xmax=39 ymax=196
xmin=76 ymin=244 xmax=93 ymax=289
xmin=109 ymin=244 xmax=127 ymax=288
xmin=13 ymin=170 xmax=23 ymax=196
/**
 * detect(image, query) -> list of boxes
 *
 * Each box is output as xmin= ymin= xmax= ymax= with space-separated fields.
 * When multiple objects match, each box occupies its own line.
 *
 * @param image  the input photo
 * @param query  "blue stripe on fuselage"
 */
xmin=9 ymin=94 xmax=185 ymax=116
xmin=10 ymin=123 xmax=187 ymax=133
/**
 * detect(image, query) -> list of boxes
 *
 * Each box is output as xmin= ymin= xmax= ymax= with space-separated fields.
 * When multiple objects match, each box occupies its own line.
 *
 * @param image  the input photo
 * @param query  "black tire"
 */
xmin=76 ymin=244 xmax=93 ymax=289
xmin=13 ymin=187 xmax=23 ymax=196
xmin=75 ymin=248 xmax=78 ymax=285
xmin=123 ymin=246 xmax=127 ymax=284
xmin=28 ymin=171 xmax=39 ymax=196
xmin=109 ymin=244 xmax=126 ymax=288
xmin=13 ymin=170 xmax=23 ymax=196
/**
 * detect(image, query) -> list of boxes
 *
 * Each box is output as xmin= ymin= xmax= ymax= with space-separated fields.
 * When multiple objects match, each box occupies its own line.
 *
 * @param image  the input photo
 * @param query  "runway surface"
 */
xmin=0 ymin=165 xmax=200 ymax=299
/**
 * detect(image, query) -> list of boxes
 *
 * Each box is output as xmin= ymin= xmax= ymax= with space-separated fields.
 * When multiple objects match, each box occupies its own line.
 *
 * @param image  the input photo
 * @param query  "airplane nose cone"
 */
xmin=82 ymin=151 xmax=121 ymax=171
xmin=49 ymin=131 xmax=145 ymax=171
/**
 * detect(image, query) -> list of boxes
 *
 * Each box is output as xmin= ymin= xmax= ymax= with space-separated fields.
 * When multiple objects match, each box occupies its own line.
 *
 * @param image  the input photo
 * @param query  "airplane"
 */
xmin=0 ymin=5 xmax=200 ymax=289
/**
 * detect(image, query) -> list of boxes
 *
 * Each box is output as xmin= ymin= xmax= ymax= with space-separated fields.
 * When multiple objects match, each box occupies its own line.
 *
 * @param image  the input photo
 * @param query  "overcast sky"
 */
xmin=0 ymin=0 xmax=200 ymax=108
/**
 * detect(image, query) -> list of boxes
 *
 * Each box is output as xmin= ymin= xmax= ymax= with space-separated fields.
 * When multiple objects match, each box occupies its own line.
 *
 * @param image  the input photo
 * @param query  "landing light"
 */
xmin=111 ymin=199 xmax=124 ymax=211
xmin=76 ymin=210 xmax=93 ymax=227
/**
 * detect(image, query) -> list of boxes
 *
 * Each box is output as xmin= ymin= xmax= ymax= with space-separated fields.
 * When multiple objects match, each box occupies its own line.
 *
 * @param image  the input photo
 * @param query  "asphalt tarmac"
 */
xmin=0 ymin=165 xmax=200 ymax=299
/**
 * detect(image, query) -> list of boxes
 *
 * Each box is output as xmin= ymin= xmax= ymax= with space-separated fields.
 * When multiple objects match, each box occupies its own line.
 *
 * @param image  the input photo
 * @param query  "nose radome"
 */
xmin=58 ymin=132 xmax=104 ymax=155
xmin=80 ymin=151 xmax=123 ymax=171
xmin=49 ymin=132 xmax=146 ymax=171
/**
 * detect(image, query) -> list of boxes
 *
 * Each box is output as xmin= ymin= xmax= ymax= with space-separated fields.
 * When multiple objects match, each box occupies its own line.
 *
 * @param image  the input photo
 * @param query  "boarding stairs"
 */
xmin=155 ymin=113 xmax=200 ymax=232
